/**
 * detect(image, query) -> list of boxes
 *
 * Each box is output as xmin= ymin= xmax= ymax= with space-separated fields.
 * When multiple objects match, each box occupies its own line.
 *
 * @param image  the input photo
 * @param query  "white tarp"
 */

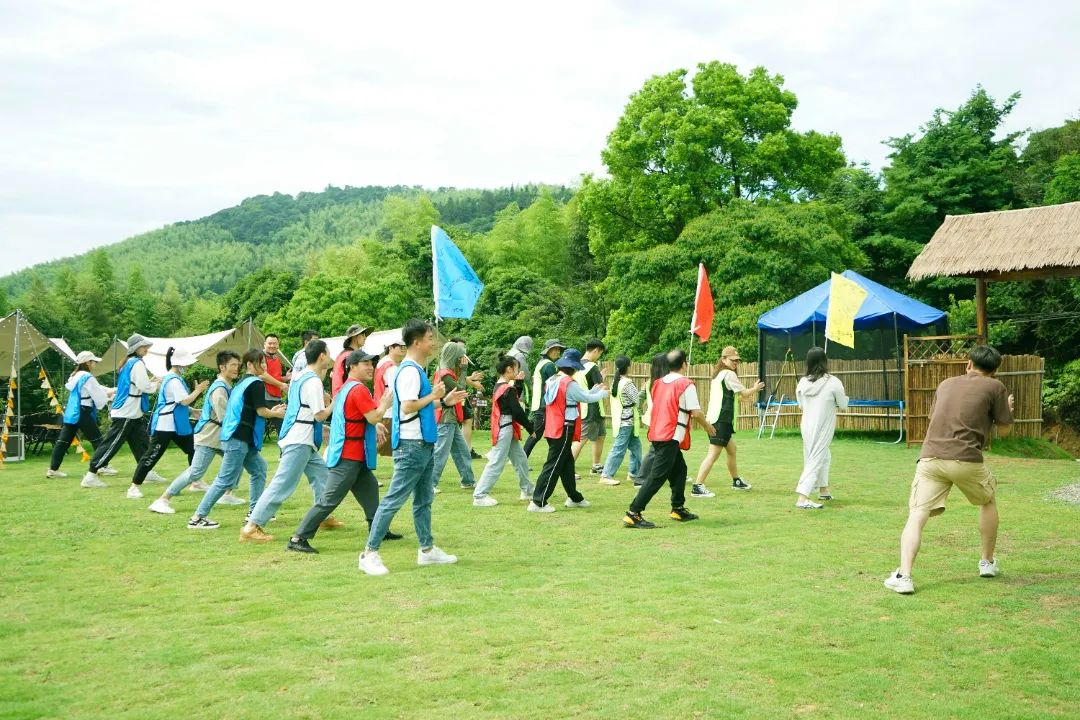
xmin=322 ymin=327 xmax=406 ymax=360
xmin=97 ymin=320 xmax=266 ymax=377
xmin=49 ymin=337 xmax=77 ymax=363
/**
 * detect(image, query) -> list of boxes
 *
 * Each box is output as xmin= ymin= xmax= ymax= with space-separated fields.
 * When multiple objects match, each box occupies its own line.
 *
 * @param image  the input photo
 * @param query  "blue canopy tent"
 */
xmin=755 ymin=271 xmax=947 ymax=441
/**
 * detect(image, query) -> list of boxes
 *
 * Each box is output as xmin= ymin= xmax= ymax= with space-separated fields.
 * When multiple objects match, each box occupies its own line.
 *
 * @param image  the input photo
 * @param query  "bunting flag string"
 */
xmin=0 ymin=361 xmax=15 ymax=465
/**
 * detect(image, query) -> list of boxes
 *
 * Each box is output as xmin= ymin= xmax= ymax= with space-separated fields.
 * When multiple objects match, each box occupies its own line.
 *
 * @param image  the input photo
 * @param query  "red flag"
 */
xmin=690 ymin=263 xmax=714 ymax=341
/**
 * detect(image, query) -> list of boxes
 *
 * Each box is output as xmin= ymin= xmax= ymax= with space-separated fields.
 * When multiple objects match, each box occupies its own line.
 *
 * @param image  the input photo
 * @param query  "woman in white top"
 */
xmin=794 ymin=347 xmax=848 ymax=509
xmin=47 ymin=351 xmax=113 ymax=478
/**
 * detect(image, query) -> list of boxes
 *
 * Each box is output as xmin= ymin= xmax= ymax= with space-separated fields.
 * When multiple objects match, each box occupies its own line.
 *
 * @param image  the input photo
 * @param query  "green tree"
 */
xmin=1015 ymin=119 xmax=1080 ymax=205
xmin=0 ymin=285 xmax=8 ymax=317
xmin=124 ymin=266 xmax=161 ymax=336
xmin=217 ymin=268 xmax=299 ymax=328
xmin=1044 ymin=153 xmax=1080 ymax=204
xmin=381 ymin=195 xmax=441 ymax=285
xmin=157 ymin=278 xmax=184 ymax=335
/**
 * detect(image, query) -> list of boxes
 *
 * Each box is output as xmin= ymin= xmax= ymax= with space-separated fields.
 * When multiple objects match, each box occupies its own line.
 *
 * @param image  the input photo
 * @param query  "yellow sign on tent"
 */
xmin=825 ymin=272 xmax=868 ymax=349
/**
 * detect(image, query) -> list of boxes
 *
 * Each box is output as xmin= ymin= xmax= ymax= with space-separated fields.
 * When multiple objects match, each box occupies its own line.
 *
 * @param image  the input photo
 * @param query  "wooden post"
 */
xmin=975 ymin=278 xmax=988 ymax=343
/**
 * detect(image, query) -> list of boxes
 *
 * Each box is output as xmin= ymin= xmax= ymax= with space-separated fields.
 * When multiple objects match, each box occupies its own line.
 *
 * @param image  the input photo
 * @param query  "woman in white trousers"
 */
xmin=795 ymin=347 xmax=848 ymax=509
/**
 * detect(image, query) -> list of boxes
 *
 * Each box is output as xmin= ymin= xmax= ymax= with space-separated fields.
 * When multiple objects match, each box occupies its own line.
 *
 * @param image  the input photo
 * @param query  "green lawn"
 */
xmin=2 ymin=433 xmax=1078 ymax=720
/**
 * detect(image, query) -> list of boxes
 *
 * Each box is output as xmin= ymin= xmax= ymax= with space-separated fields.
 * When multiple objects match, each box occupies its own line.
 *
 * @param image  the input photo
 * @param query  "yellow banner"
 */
xmin=825 ymin=272 xmax=868 ymax=349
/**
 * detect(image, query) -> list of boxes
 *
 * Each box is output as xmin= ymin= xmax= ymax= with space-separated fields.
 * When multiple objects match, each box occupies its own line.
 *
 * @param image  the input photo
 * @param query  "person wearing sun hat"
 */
xmin=332 ymin=324 xmax=372 ymax=398
xmin=83 ymin=333 xmax=161 ymax=489
xmin=47 ymin=350 xmax=113 ymax=479
xmin=523 ymin=338 xmax=565 ymax=458
xmin=125 ymin=347 xmax=210 ymax=499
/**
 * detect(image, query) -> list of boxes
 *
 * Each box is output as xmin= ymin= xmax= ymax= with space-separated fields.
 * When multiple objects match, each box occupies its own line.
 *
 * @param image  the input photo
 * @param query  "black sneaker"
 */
xmin=383 ymin=530 xmax=404 ymax=541
xmin=623 ymin=511 xmax=656 ymax=529
xmin=187 ymin=516 xmax=220 ymax=530
xmin=590 ymin=464 xmax=604 ymax=475
xmin=670 ymin=506 xmax=699 ymax=522
xmin=732 ymin=477 xmax=752 ymax=490
xmin=460 ymin=481 xmax=476 ymax=489
xmin=470 ymin=450 xmax=483 ymax=460
xmin=286 ymin=537 xmax=319 ymax=554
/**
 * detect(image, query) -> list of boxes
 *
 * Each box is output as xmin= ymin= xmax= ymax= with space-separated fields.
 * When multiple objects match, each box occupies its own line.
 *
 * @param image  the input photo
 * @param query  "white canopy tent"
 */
xmin=322 ymin=327 xmax=406 ymax=360
xmin=98 ymin=319 xmax=266 ymax=378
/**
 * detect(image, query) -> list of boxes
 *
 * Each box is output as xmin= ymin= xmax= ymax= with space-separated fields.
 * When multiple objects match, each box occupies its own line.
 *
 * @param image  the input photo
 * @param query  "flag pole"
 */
xmin=688 ymin=332 xmax=695 ymax=366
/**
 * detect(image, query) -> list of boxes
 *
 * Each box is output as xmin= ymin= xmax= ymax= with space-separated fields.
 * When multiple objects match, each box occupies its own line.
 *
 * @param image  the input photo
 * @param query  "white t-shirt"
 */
xmin=395 ymin=363 xmax=424 ymax=440
xmin=279 ymin=374 xmax=326 ymax=449
xmin=67 ymin=371 xmax=109 ymax=410
xmin=381 ymin=363 xmax=399 ymax=420
xmin=154 ymin=376 xmax=189 ymax=433
xmin=112 ymin=359 xmax=158 ymax=420
xmin=661 ymin=372 xmax=700 ymax=445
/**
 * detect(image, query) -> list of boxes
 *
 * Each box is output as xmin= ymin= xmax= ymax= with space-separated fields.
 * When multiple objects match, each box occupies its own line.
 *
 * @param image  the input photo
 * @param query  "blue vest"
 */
xmin=220 ymin=375 xmax=265 ymax=450
xmin=63 ymin=372 xmax=97 ymax=424
xmin=111 ymin=356 xmax=149 ymax=413
xmin=193 ymin=379 xmax=230 ymax=435
xmin=150 ymin=372 xmax=192 ymax=435
xmin=325 ymin=380 xmax=378 ymax=470
xmin=279 ymin=370 xmax=325 ymax=449
xmin=391 ymin=359 xmax=437 ymax=449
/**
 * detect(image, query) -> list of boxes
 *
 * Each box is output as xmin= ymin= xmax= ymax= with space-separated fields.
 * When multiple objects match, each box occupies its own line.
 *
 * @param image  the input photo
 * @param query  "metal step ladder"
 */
xmin=757 ymin=394 xmax=787 ymax=439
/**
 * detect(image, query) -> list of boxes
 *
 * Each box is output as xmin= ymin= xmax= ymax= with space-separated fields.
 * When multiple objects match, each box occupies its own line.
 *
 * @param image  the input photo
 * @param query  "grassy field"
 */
xmin=1 ymin=432 xmax=1078 ymax=719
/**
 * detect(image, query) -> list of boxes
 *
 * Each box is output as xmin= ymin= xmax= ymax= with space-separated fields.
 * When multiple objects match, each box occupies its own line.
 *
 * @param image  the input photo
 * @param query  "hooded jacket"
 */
xmin=507 ymin=336 xmax=534 ymax=378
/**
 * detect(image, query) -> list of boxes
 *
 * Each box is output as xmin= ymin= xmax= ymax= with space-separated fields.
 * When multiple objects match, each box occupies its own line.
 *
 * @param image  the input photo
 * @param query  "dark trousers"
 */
xmin=531 ymin=424 xmax=584 ymax=507
xmin=294 ymin=459 xmax=380 ymax=540
xmin=50 ymin=409 xmax=102 ymax=471
xmin=523 ymin=410 xmax=546 ymax=457
xmin=89 ymin=417 xmax=150 ymax=473
xmin=629 ymin=440 xmax=687 ymax=513
xmin=132 ymin=431 xmax=195 ymax=485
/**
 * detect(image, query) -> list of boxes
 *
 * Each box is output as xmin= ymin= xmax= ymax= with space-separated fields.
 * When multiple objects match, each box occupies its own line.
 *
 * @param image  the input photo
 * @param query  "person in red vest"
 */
xmin=373 ymin=337 xmax=406 ymax=455
xmin=472 ymin=355 xmax=533 ymax=506
xmin=331 ymin=324 xmax=371 ymax=398
xmin=261 ymin=334 xmax=289 ymax=408
xmin=528 ymin=348 xmax=609 ymax=513
xmin=623 ymin=348 xmax=715 ymax=529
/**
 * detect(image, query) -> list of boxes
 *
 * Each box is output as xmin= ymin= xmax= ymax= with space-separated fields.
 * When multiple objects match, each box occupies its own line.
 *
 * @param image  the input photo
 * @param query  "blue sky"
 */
xmin=2 ymin=0 xmax=1078 ymax=273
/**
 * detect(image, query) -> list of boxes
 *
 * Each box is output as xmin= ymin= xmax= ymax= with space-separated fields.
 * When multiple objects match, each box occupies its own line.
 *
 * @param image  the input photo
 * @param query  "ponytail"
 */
xmin=165 ymin=347 xmax=175 ymax=371
xmin=612 ymin=355 xmax=630 ymax=398
xmin=495 ymin=353 xmax=518 ymax=376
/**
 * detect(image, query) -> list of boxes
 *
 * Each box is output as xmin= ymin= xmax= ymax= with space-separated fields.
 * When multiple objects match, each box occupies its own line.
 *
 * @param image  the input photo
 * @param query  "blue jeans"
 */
xmin=432 ymin=423 xmax=475 ymax=487
xmin=367 ymin=440 xmax=435 ymax=551
xmin=196 ymin=438 xmax=266 ymax=517
xmin=247 ymin=443 xmax=327 ymax=527
xmin=602 ymin=424 xmax=642 ymax=479
xmin=474 ymin=427 xmax=531 ymax=498
xmin=165 ymin=444 xmax=224 ymax=498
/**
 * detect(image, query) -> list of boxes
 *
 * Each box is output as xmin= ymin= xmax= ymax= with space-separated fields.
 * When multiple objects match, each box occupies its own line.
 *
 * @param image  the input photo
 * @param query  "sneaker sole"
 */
xmin=187 ymin=525 xmax=219 ymax=530
xmin=884 ymin=581 xmax=914 ymax=594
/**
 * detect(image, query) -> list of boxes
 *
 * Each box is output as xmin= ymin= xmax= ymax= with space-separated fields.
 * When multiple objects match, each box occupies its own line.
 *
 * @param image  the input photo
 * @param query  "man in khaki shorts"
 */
xmin=885 ymin=345 xmax=1014 ymax=594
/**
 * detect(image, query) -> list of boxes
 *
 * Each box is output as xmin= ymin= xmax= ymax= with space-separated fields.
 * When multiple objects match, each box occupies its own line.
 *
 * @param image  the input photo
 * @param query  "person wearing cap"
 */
xmin=431 ymin=341 xmax=477 ymax=490
xmin=623 ymin=349 xmax=716 ymax=529
xmin=286 ymin=349 xmax=399 ymax=553
xmin=472 ymin=354 xmax=534 ymax=507
xmin=332 ymin=324 xmax=371 ymax=398
xmin=373 ymin=336 xmax=406 ymax=457
xmin=125 ymin=348 xmax=210 ymax=499
xmin=291 ymin=330 xmax=320 ymax=375
xmin=528 ymin=348 xmax=608 ymax=513
xmin=148 ymin=350 xmax=243 ymax=515
xmin=523 ymin=339 xmax=565 ymax=458
xmin=82 ymin=333 xmax=161 ymax=489
xmin=48 ymin=351 xmax=114 ymax=479
xmin=240 ymin=340 xmax=335 ymax=543
xmin=449 ymin=336 xmax=485 ymax=459
xmin=570 ymin=338 xmax=608 ymax=479
xmin=693 ymin=345 xmax=765 ymax=496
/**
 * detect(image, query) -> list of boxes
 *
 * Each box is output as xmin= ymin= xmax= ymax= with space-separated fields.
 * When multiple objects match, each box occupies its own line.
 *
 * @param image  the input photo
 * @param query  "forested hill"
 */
xmin=2 ymin=184 xmax=574 ymax=297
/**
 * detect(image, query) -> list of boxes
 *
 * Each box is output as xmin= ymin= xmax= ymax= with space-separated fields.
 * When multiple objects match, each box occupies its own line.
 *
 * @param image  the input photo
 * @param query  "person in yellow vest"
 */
xmin=570 ymin=338 xmax=607 ymax=479
xmin=599 ymin=355 xmax=641 ymax=485
xmin=523 ymin=339 xmax=565 ymax=458
xmin=692 ymin=345 xmax=764 ymax=497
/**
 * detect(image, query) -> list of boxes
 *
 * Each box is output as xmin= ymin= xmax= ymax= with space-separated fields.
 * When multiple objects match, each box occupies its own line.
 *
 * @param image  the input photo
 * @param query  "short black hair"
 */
xmin=301 ymin=330 xmax=319 ymax=344
xmin=243 ymin=348 xmax=266 ymax=368
xmin=586 ymin=338 xmax=606 ymax=353
xmin=403 ymin=319 xmax=432 ymax=348
xmin=496 ymin=353 xmax=519 ymax=376
xmin=216 ymin=350 xmax=240 ymax=370
xmin=305 ymin=339 xmax=329 ymax=366
xmin=969 ymin=345 xmax=1003 ymax=373
xmin=665 ymin=348 xmax=687 ymax=372
xmin=265 ymin=333 xmax=279 ymax=341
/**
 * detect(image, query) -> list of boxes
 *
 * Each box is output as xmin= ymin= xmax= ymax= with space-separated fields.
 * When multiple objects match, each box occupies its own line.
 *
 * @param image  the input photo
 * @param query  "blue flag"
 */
xmin=432 ymin=225 xmax=484 ymax=320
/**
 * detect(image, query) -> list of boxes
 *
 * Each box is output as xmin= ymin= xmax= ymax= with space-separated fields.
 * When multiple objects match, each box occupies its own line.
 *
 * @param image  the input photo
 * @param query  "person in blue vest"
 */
xmin=82 ymin=334 xmax=160 ymax=489
xmin=359 ymin=319 xmax=466 ymax=576
xmin=147 ymin=350 xmax=241 ymax=514
xmin=187 ymin=349 xmax=286 ymax=530
xmin=286 ymin=349 xmax=398 ymax=553
xmin=240 ymin=339 xmax=334 ymax=543
xmin=48 ymin=350 xmax=114 ymax=478
xmin=125 ymin=348 xmax=209 ymax=499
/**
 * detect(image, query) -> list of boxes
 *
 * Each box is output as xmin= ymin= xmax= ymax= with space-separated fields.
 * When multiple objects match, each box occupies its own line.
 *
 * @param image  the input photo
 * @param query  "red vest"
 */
xmin=373 ymin=357 xmax=394 ymax=403
xmin=490 ymin=382 xmax=523 ymax=445
xmin=433 ymin=368 xmax=464 ymax=423
xmin=265 ymin=354 xmax=283 ymax=398
xmin=648 ymin=375 xmax=695 ymax=450
xmin=544 ymin=374 xmax=582 ymax=441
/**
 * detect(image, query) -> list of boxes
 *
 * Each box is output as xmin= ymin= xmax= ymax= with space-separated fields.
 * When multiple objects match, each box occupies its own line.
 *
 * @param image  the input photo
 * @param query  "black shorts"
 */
xmin=709 ymin=421 xmax=734 ymax=447
xmin=461 ymin=402 xmax=474 ymax=421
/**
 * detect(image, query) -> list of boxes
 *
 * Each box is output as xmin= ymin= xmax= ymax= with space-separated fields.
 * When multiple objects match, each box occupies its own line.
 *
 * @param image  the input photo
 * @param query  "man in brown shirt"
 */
xmin=885 ymin=345 xmax=1014 ymax=594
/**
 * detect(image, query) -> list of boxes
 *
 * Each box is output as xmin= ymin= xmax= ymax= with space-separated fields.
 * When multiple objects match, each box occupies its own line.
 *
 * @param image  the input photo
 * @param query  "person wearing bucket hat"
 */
xmin=125 ymin=348 xmax=210 ymax=499
xmin=83 ymin=333 xmax=160 ymax=489
xmin=527 ymin=348 xmax=608 ymax=513
xmin=47 ymin=350 xmax=113 ymax=479
xmin=523 ymin=339 xmax=565 ymax=458
xmin=331 ymin=324 xmax=372 ymax=398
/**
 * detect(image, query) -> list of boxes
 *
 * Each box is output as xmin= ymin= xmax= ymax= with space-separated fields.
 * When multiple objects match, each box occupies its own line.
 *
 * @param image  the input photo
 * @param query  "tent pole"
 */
xmin=14 ymin=310 xmax=21 ymax=440
xmin=880 ymin=327 xmax=888 ymax=401
xmin=893 ymin=312 xmax=903 ymax=403
xmin=757 ymin=329 xmax=766 ymax=404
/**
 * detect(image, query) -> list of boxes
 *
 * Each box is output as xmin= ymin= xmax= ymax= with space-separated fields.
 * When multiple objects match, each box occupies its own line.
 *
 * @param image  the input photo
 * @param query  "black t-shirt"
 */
xmin=232 ymin=378 xmax=266 ymax=445
xmin=585 ymin=365 xmax=603 ymax=421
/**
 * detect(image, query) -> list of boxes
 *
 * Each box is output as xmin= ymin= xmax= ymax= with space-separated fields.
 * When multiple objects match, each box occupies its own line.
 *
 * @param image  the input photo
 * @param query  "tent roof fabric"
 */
xmin=98 ymin=320 xmax=265 ymax=377
xmin=757 ymin=270 xmax=946 ymax=334
xmin=323 ymin=328 xmax=411 ymax=361
xmin=0 ymin=311 xmax=61 ymax=375
xmin=908 ymin=201 xmax=1080 ymax=281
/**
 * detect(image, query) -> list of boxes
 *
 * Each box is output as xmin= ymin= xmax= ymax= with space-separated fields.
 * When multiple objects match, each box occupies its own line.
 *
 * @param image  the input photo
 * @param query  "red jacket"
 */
xmin=544 ymin=374 xmax=581 ymax=441
xmin=647 ymin=375 xmax=695 ymax=450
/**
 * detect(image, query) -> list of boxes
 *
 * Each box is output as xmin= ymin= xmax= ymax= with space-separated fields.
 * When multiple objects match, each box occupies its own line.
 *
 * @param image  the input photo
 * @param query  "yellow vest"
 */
xmin=641 ymin=378 xmax=653 ymax=427
xmin=574 ymin=361 xmax=606 ymax=417
xmin=609 ymin=376 xmax=639 ymax=433
xmin=530 ymin=358 xmax=553 ymax=412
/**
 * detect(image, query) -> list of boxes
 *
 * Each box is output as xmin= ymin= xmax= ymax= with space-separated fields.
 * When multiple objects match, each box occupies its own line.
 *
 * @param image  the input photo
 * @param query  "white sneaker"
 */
xmin=418 ymin=545 xmax=458 ymax=566
xmin=884 ymin=570 xmax=915 ymax=594
xmin=219 ymin=494 xmax=246 ymax=506
xmin=46 ymin=468 xmax=68 ymax=478
xmin=148 ymin=498 xmax=175 ymax=514
xmin=795 ymin=500 xmax=824 ymax=509
xmin=145 ymin=470 xmax=168 ymax=483
xmin=598 ymin=476 xmax=620 ymax=486
xmin=979 ymin=558 xmax=999 ymax=577
xmin=473 ymin=496 xmax=498 ymax=507
xmin=126 ymin=485 xmax=144 ymax=499
xmin=189 ymin=481 xmax=210 ymax=492
xmin=565 ymin=498 xmax=591 ymax=508
xmin=358 ymin=550 xmax=390 ymax=576
xmin=519 ymin=490 xmax=532 ymax=501
xmin=98 ymin=466 xmax=119 ymax=476
xmin=527 ymin=501 xmax=555 ymax=513
xmin=81 ymin=472 xmax=107 ymax=488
